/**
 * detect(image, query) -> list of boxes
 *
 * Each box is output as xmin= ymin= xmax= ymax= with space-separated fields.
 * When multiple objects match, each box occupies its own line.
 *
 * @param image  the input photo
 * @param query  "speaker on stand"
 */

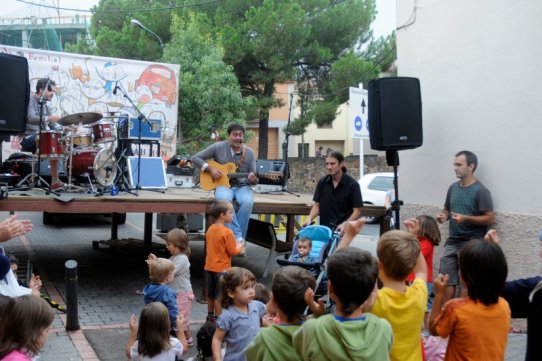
xmin=368 ymin=77 xmax=423 ymax=229
xmin=0 ymin=54 xmax=30 ymax=165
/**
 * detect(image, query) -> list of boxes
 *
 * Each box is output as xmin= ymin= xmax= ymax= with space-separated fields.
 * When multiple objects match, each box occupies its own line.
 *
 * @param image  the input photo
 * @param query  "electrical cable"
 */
xmin=14 ymin=0 xmax=222 ymax=13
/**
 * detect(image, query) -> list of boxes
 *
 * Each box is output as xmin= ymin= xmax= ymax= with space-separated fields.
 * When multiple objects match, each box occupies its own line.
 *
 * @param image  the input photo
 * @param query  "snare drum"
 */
xmin=92 ymin=121 xmax=115 ymax=144
xmin=71 ymin=148 xmax=116 ymax=186
xmin=72 ymin=126 xmax=93 ymax=146
xmin=37 ymin=130 xmax=65 ymax=159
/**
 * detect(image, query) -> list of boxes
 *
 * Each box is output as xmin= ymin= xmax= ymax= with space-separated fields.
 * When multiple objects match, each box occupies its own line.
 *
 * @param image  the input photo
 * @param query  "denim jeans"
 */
xmin=214 ymin=185 xmax=253 ymax=240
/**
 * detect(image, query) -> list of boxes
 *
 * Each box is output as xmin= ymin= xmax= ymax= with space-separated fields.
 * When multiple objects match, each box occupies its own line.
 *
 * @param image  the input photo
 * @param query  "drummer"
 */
xmin=20 ymin=78 xmax=64 ymax=190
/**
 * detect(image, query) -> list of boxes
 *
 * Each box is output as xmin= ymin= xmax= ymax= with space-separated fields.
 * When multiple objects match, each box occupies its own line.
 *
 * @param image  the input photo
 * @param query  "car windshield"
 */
xmin=368 ymin=176 xmax=394 ymax=191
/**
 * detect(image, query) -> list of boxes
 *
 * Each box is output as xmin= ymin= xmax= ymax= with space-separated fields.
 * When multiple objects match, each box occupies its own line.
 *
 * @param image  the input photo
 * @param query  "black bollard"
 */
xmin=65 ymin=260 xmax=80 ymax=331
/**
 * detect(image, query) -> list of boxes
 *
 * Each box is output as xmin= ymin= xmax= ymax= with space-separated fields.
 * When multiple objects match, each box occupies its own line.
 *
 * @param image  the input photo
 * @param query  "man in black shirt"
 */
xmin=303 ymin=151 xmax=363 ymax=235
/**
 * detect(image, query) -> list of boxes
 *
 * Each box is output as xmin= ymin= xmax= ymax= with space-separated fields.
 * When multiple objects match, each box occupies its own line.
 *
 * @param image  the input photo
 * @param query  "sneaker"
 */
xmin=50 ymin=181 xmax=64 ymax=190
xmin=186 ymin=337 xmax=194 ymax=347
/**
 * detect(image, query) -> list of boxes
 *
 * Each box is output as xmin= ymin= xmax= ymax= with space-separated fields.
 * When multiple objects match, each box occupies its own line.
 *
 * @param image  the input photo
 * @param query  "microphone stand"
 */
xmin=35 ymin=83 xmax=60 ymax=196
xmin=279 ymin=92 xmax=299 ymax=197
xmin=113 ymin=83 xmax=162 ymax=194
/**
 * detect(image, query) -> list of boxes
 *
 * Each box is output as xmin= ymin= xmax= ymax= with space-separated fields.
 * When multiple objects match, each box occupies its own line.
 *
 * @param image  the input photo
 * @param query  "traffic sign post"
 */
xmin=349 ymin=85 xmax=369 ymax=177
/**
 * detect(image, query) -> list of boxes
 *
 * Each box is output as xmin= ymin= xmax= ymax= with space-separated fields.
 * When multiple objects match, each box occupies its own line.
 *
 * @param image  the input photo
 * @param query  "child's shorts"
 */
xmin=176 ymin=290 xmax=194 ymax=331
xmin=206 ymin=271 xmax=225 ymax=299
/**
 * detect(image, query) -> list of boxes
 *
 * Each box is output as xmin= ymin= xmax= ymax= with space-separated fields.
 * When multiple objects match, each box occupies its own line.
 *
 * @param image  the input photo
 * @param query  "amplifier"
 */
xmin=119 ymin=116 xmax=162 ymax=140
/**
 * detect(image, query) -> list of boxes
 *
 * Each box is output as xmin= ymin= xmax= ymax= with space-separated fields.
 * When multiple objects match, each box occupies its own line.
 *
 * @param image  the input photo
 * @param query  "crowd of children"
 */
xmin=1 ymin=196 xmax=540 ymax=361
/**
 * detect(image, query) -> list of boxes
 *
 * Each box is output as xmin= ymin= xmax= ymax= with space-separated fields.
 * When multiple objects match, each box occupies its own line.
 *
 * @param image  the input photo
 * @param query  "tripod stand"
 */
xmin=112 ymin=83 xmax=163 ymax=194
xmin=278 ymin=92 xmax=299 ymax=197
xmin=113 ymin=135 xmax=137 ymax=196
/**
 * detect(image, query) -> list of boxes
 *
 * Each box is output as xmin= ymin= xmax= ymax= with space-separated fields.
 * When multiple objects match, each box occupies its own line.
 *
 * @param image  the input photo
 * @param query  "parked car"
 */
xmin=358 ymin=172 xmax=395 ymax=223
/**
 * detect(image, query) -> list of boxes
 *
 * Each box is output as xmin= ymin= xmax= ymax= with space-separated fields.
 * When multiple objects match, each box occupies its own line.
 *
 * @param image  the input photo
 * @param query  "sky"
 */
xmin=0 ymin=0 xmax=395 ymax=37
xmin=0 ymin=0 xmax=101 ymax=17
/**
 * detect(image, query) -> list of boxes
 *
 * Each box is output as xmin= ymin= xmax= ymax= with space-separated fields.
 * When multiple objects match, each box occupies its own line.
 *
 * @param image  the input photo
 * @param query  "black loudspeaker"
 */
xmin=368 ymin=77 xmax=422 ymax=151
xmin=255 ymin=160 xmax=288 ymax=186
xmin=0 ymin=54 xmax=30 ymax=134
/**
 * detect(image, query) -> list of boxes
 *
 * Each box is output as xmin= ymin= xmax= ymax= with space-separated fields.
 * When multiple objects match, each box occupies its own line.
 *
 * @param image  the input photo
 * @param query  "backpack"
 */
xmin=196 ymin=321 xmax=216 ymax=359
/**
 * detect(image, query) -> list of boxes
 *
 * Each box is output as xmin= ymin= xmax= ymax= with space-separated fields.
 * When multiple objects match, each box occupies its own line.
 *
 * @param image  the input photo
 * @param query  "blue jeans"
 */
xmin=214 ymin=185 xmax=253 ymax=240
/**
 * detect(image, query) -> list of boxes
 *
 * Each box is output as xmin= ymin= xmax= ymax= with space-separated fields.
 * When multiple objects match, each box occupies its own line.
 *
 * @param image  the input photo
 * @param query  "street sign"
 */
xmin=349 ymin=86 xmax=369 ymax=139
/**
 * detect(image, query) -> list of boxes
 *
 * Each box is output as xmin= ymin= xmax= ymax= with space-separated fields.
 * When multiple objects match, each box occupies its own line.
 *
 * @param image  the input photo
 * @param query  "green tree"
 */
xmin=163 ymin=13 xmax=248 ymax=154
xmin=204 ymin=0 xmax=378 ymax=158
xmin=66 ymin=0 xmax=172 ymax=60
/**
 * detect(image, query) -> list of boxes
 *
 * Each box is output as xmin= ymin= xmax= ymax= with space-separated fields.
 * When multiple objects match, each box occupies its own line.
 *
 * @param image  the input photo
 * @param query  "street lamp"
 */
xmin=130 ymin=19 xmax=164 ymax=49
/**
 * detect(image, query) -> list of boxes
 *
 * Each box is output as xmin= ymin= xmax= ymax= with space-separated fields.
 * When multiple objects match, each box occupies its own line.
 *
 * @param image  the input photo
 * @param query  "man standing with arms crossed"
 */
xmin=436 ymin=150 xmax=495 ymax=301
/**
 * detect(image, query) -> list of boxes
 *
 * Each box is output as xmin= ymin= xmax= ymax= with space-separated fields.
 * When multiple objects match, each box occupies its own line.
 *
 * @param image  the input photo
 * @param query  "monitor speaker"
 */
xmin=0 ymin=54 xmax=30 ymax=134
xmin=255 ymin=160 xmax=288 ymax=186
xmin=368 ymin=77 xmax=423 ymax=151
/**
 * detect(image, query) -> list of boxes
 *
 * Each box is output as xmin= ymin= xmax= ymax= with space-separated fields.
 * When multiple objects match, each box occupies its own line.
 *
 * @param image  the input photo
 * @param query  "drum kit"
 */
xmin=34 ymin=112 xmax=122 ymax=192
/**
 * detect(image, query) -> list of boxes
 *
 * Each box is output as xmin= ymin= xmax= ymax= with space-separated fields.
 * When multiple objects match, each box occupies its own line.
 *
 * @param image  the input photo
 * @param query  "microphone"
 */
xmin=45 ymin=77 xmax=52 ymax=92
xmin=39 ymin=77 xmax=51 ymax=104
xmin=113 ymin=82 xmax=118 ymax=95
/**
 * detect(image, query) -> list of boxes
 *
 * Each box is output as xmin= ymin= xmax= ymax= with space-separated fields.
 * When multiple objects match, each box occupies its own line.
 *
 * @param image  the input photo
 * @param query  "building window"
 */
xmin=317 ymin=123 xmax=332 ymax=129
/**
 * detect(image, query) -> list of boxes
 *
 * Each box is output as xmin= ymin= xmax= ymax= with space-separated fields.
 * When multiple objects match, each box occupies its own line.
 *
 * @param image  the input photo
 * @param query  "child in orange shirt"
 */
xmin=204 ymin=200 xmax=245 ymax=322
xmin=429 ymin=238 xmax=510 ymax=360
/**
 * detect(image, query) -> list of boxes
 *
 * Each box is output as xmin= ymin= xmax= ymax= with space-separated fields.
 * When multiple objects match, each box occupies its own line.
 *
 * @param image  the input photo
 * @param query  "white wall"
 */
xmin=396 ymin=0 xmax=542 ymax=215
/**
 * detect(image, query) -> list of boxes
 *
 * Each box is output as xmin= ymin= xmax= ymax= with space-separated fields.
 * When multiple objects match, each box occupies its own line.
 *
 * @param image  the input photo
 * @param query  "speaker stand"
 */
xmin=386 ymin=150 xmax=402 ymax=230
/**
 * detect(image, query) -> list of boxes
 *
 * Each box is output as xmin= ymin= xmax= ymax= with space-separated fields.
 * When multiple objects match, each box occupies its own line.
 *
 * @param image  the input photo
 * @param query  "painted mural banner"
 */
xmin=0 ymin=45 xmax=180 ymax=159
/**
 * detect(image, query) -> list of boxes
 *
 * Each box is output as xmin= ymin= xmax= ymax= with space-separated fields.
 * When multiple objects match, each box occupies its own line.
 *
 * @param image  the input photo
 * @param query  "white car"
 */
xmin=358 ymin=172 xmax=395 ymax=223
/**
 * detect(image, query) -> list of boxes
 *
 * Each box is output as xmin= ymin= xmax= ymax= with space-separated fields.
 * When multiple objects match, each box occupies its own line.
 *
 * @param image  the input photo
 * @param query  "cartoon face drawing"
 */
xmin=98 ymin=62 xmax=127 ymax=82
xmin=135 ymin=84 xmax=153 ymax=103
xmin=81 ymin=79 xmax=106 ymax=100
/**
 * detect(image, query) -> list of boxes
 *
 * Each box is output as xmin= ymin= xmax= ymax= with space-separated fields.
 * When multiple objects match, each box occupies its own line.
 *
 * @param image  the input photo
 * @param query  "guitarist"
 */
xmin=192 ymin=124 xmax=258 ymax=245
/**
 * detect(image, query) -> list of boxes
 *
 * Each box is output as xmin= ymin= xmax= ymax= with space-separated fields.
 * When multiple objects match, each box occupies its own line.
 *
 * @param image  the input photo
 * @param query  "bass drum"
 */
xmin=71 ymin=148 xmax=117 ymax=186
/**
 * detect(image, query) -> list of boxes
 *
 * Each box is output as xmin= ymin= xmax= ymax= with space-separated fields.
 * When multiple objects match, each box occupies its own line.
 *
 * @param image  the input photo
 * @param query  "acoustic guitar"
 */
xmin=199 ymin=160 xmax=282 ymax=191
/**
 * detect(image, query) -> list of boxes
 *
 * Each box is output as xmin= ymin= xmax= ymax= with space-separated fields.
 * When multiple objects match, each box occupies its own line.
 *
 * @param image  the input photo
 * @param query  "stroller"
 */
xmin=276 ymin=224 xmax=340 ymax=301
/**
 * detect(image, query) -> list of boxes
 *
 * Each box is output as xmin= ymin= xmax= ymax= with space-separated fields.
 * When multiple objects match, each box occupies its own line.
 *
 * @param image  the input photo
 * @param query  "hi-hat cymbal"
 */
xmin=59 ymin=112 xmax=103 ymax=126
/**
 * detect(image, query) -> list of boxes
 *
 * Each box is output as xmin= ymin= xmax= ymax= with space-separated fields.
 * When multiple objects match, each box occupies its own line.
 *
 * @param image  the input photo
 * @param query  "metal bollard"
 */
xmin=65 ymin=260 xmax=80 ymax=331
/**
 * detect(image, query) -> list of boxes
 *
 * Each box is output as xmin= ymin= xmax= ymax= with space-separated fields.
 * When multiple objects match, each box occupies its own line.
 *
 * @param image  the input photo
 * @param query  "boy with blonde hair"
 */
xmin=369 ymin=230 xmax=428 ymax=361
xmin=143 ymin=257 xmax=178 ymax=331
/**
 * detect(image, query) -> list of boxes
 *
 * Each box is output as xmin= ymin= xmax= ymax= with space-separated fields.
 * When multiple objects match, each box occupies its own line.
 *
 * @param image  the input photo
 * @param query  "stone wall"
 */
xmin=286 ymin=155 xmax=393 ymax=193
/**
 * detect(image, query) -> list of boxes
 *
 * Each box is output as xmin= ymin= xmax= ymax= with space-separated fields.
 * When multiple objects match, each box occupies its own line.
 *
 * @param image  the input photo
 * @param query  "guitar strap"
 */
xmin=230 ymin=145 xmax=247 ymax=186
xmin=239 ymin=145 xmax=247 ymax=168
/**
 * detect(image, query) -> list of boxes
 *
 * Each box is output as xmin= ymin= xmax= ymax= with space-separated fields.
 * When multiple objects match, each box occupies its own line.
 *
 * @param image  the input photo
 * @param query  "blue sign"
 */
xmin=355 ymin=116 xmax=363 ymax=131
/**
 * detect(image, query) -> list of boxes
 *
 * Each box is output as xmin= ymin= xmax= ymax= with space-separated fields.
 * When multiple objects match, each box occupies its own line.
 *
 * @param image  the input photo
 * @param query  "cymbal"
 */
xmin=59 ymin=112 xmax=103 ymax=126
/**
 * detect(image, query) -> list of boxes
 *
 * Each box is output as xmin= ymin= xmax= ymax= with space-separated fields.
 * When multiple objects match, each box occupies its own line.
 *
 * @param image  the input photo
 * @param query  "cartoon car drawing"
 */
xmin=135 ymin=64 xmax=177 ymax=107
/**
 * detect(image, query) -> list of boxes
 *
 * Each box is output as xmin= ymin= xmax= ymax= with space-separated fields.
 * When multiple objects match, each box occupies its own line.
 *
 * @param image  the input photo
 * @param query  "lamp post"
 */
xmin=130 ymin=19 xmax=164 ymax=49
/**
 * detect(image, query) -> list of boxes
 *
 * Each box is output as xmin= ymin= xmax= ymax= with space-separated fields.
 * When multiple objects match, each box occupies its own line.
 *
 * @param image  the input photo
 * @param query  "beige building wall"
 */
xmin=291 ymin=101 xmax=380 ymax=158
xmin=396 ymin=0 xmax=542 ymax=280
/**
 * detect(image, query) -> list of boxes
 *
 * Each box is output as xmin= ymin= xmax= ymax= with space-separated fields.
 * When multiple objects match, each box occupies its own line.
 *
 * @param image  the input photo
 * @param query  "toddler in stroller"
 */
xmin=277 ymin=225 xmax=340 ymax=296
